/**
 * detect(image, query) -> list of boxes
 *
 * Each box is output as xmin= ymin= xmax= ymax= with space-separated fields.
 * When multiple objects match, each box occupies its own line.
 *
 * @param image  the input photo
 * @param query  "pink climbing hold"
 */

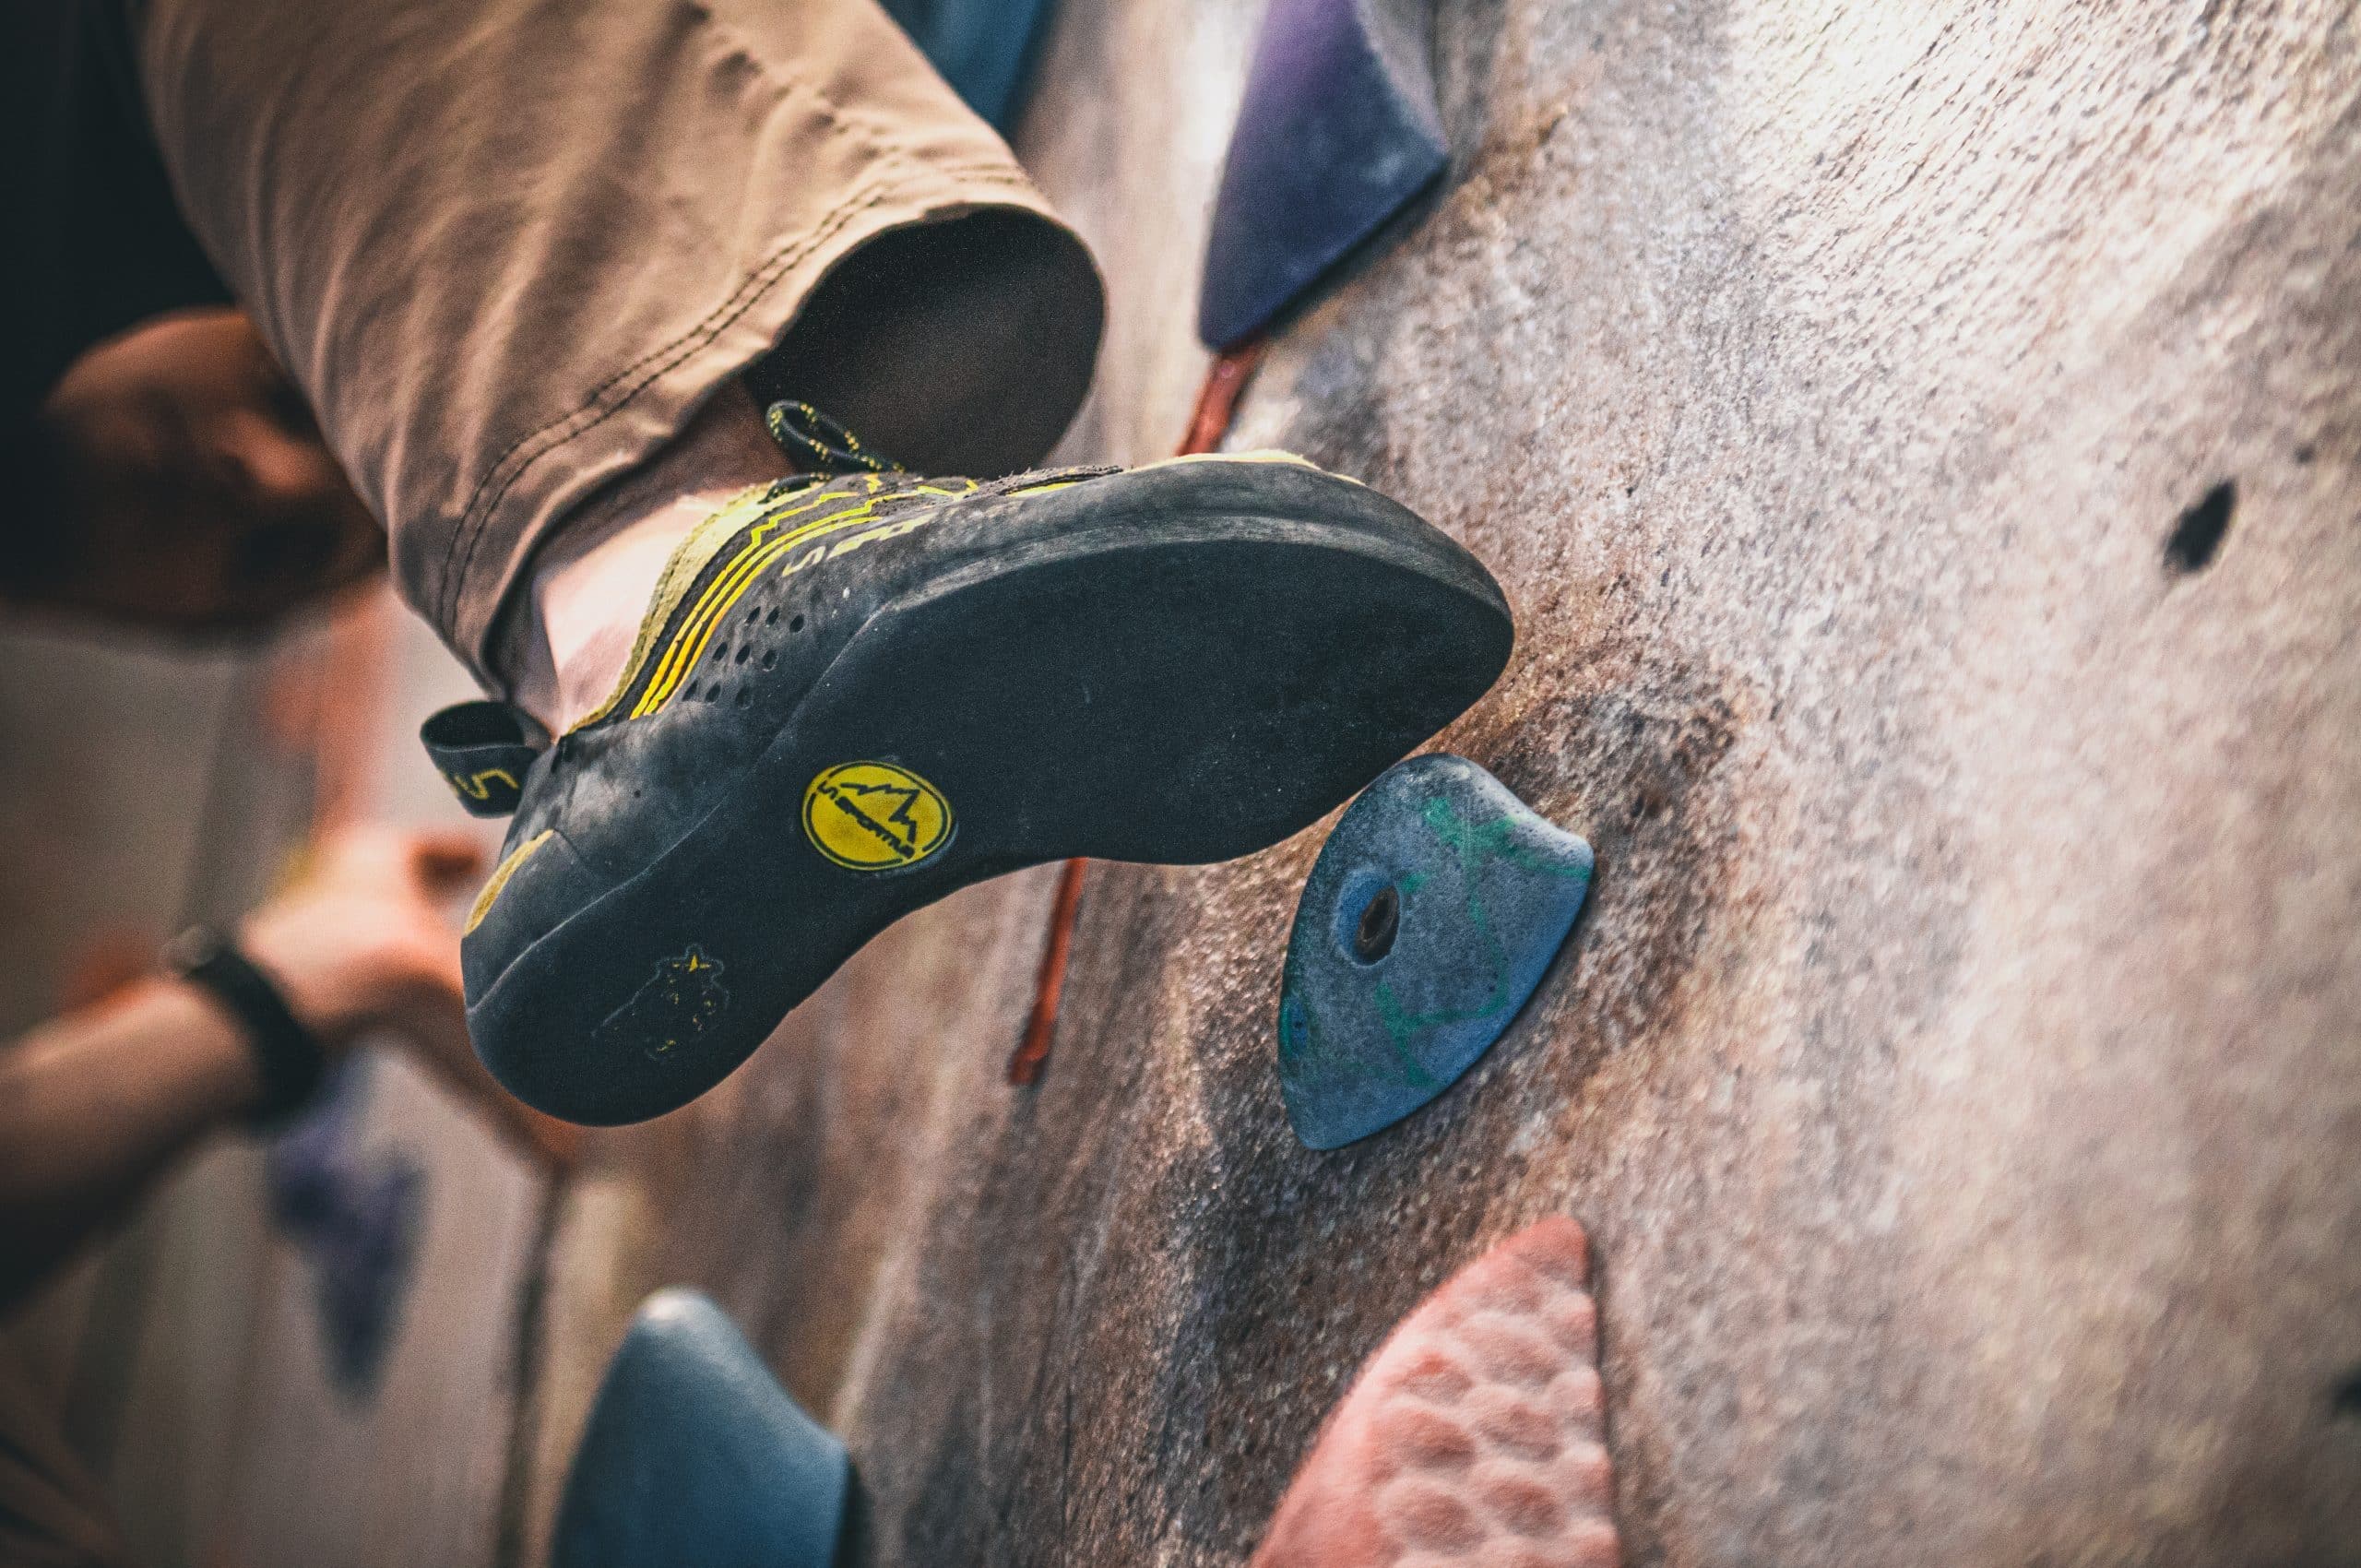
xmin=1252 ymin=1217 xmax=1622 ymax=1568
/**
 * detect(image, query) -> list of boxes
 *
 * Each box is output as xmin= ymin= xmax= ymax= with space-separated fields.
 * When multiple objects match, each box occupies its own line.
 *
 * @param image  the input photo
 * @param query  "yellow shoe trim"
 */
xmin=575 ymin=453 xmax=1330 ymax=733
xmin=571 ymin=484 xmax=778 ymax=731
xmin=1136 ymin=449 xmax=1330 ymax=474
xmin=570 ymin=475 xmax=983 ymax=731
xmin=467 ymin=829 xmax=553 ymax=936
xmin=629 ymin=475 xmax=979 ymax=719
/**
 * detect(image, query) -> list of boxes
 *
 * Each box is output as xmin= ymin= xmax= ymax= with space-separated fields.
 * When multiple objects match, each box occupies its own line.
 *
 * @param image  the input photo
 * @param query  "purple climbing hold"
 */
xmin=1277 ymin=754 xmax=1593 ymax=1149
xmin=265 ymin=1062 xmax=424 ymax=1399
xmin=1199 ymin=0 xmax=1450 ymax=349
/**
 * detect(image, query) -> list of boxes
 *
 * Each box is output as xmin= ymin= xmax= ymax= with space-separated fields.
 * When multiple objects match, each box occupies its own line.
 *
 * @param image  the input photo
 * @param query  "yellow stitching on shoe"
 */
xmin=822 ymin=510 xmax=934 ymax=560
xmin=632 ymin=474 xmax=979 ymax=718
xmin=583 ymin=469 xmax=994 ymax=729
xmin=625 ymin=478 xmax=895 ymax=719
xmin=467 ymin=829 xmax=553 ymax=935
xmin=637 ymin=493 xmax=898 ymax=713
xmin=580 ymin=447 xmax=1322 ymax=729
xmin=570 ymin=484 xmax=777 ymax=731
xmin=635 ymin=492 xmax=877 ymax=715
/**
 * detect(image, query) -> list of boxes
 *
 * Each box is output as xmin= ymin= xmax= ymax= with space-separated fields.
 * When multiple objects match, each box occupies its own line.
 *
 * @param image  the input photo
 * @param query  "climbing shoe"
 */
xmin=423 ymin=404 xmax=1514 ymax=1124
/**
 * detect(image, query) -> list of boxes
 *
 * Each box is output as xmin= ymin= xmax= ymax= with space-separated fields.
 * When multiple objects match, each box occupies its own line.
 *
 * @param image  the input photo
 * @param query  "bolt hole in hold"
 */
xmin=789 ymin=613 xmax=805 ymax=633
xmin=2332 ymin=1366 xmax=2361 ymax=1420
xmin=2165 ymin=479 xmax=2235 ymax=574
xmin=1329 ymin=868 xmax=1398 ymax=968
xmin=1354 ymin=884 xmax=1401 ymax=962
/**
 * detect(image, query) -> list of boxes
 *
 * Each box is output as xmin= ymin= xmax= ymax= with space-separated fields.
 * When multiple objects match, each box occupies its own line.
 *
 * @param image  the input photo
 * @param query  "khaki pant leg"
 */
xmin=128 ymin=0 xmax=1103 ymax=684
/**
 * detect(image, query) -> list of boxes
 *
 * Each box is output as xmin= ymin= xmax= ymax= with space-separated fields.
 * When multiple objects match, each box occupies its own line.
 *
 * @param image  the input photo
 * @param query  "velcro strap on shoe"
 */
xmin=420 ymin=702 xmax=550 ymax=817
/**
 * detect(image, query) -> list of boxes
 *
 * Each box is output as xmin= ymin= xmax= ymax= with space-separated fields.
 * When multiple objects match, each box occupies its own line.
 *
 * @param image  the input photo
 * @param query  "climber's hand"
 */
xmin=243 ymin=826 xmax=579 ymax=1170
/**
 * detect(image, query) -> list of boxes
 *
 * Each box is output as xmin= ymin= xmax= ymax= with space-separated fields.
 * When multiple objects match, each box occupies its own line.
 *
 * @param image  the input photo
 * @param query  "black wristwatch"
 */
xmin=162 ymin=926 xmax=326 ymax=1125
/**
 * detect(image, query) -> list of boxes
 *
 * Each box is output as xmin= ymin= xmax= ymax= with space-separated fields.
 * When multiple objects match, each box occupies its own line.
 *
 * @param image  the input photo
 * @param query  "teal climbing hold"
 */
xmin=554 ymin=1289 xmax=848 ymax=1568
xmin=1277 ymin=754 xmax=1593 ymax=1149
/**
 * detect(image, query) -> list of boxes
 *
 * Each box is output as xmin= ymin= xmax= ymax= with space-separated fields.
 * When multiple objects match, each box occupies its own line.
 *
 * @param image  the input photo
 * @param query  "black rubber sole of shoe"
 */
xmin=472 ymin=461 xmax=1513 ymax=1123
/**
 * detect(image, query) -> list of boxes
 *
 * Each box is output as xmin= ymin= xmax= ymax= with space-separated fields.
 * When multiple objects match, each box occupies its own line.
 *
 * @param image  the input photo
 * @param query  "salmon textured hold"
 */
xmin=1253 ymin=1217 xmax=1620 ymax=1568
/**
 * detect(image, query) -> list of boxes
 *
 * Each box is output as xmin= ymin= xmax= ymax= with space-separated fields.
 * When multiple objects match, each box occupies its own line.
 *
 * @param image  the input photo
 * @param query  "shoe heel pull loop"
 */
xmin=764 ymin=401 xmax=902 ymax=476
xmin=420 ymin=701 xmax=550 ymax=818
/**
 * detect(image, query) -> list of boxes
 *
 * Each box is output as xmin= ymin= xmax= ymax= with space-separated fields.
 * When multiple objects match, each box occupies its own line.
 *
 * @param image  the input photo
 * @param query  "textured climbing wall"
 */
xmin=0 ymin=601 xmax=549 ymax=1568
xmin=524 ymin=3 xmax=2361 ymax=1565
xmin=207 ymin=606 xmax=549 ymax=1568
xmin=0 ymin=627 xmax=290 ymax=1568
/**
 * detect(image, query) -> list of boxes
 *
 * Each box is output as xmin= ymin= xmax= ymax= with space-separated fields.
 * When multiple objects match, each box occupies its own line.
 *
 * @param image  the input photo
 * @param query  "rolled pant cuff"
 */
xmin=430 ymin=163 xmax=1092 ymax=689
xmin=136 ymin=0 xmax=1105 ymax=695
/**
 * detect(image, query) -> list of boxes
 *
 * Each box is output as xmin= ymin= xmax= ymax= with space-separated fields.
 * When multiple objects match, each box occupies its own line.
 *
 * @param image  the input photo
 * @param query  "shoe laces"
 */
xmin=761 ymin=401 xmax=1120 ymax=500
xmin=765 ymin=401 xmax=901 ymax=476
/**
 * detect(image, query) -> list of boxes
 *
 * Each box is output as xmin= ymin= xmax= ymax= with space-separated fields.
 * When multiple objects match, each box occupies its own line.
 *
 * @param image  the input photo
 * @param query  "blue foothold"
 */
xmin=878 ymin=0 xmax=1058 ymax=130
xmin=1277 ymin=754 xmax=1593 ymax=1149
xmin=554 ymin=1289 xmax=848 ymax=1568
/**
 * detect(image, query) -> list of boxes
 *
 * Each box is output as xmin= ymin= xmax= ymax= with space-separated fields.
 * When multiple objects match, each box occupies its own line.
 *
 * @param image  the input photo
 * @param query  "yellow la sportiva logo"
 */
xmin=801 ymin=761 xmax=954 ymax=871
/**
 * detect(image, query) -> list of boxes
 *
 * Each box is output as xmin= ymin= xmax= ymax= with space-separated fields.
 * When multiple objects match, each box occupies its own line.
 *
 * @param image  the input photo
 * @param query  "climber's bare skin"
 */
xmin=496 ymin=386 xmax=786 ymax=732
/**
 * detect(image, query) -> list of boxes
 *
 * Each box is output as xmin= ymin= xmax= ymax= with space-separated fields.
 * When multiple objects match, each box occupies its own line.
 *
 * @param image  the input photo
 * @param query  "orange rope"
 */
xmin=1179 ymin=339 xmax=1268 ymax=457
xmin=1006 ymin=853 xmax=1086 ymax=1086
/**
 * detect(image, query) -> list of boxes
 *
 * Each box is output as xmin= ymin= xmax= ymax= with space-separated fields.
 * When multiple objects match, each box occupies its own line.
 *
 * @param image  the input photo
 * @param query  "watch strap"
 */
xmin=164 ymin=926 xmax=326 ymax=1125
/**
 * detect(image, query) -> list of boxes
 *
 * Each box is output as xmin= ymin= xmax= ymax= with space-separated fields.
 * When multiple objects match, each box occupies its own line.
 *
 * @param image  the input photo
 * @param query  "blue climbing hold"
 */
xmin=1277 ymin=754 xmax=1593 ymax=1149
xmin=266 ymin=1061 xmax=424 ymax=1399
xmin=554 ymin=1289 xmax=849 ymax=1568
xmin=879 ymin=0 xmax=1058 ymax=131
